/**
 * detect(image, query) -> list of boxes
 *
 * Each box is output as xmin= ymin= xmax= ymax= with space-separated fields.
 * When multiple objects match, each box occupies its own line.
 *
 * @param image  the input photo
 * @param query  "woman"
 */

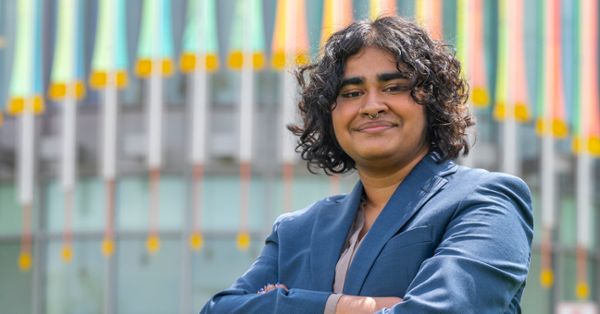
xmin=200 ymin=16 xmax=533 ymax=314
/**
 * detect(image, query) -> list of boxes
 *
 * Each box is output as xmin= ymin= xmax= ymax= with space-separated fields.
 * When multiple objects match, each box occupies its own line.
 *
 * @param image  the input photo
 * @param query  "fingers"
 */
xmin=257 ymin=282 xmax=288 ymax=294
xmin=275 ymin=283 xmax=288 ymax=290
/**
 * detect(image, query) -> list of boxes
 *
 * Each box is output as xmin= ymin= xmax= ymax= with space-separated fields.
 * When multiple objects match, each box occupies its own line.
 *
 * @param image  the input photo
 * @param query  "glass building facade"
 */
xmin=0 ymin=0 xmax=598 ymax=313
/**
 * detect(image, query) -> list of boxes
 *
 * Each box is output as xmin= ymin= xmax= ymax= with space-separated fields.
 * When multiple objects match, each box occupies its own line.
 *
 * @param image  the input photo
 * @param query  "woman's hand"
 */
xmin=335 ymin=295 xmax=403 ymax=314
xmin=257 ymin=282 xmax=289 ymax=294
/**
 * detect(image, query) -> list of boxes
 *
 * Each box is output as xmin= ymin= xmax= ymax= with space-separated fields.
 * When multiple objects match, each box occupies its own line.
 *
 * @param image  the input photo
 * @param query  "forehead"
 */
xmin=343 ymin=47 xmax=399 ymax=78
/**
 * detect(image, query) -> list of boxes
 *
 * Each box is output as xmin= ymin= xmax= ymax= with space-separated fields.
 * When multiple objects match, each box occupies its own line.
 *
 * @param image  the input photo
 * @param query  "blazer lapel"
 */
xmin=310 ymin=181 xmax=363 ymax=292
xmin=342 ymin=152 xmax=458 ymax=295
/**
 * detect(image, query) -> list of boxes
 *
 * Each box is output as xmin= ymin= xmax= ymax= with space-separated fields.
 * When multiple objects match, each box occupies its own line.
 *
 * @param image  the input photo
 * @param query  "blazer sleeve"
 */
xmin=199 ymin=216 xmax=331 ymax=314
xmin=378 ymin=174 xmax=534 ymax=314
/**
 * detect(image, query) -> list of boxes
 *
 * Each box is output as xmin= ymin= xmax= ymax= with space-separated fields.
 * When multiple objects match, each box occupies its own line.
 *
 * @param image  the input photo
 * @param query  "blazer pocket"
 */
xmin=380 ymin=224 xmax=433 ymax=257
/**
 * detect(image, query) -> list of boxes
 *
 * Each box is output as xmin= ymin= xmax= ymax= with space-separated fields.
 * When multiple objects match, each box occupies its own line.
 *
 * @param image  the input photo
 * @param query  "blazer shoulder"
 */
xmin=453 ymin=166 xmax=531 ymax=196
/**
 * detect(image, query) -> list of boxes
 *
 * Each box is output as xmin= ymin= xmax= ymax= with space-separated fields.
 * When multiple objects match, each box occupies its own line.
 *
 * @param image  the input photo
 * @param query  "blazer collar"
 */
xmin=342 ymin=151 xmax=457 ymax=295
xmin=310 ymin=180 xmax=363 ymax=292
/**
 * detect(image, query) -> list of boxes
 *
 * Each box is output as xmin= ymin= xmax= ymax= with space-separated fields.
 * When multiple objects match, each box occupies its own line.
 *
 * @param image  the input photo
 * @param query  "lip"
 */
xmin=355 ymin=121 xmax=396 ymax=133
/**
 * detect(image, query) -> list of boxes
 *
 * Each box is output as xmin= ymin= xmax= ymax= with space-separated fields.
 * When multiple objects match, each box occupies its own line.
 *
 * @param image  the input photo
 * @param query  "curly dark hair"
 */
xmin=288 ymin=16 xmax=475 ymax=175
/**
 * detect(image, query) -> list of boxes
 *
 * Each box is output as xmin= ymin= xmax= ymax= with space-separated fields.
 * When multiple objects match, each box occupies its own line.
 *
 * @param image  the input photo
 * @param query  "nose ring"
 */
xmin=359 ymin=107 xmax=378 ymax=119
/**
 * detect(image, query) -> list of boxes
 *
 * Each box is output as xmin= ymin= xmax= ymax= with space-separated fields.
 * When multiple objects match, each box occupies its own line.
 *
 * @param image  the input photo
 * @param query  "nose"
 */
xmin=359 ymin=91 xmax=388 ymax=118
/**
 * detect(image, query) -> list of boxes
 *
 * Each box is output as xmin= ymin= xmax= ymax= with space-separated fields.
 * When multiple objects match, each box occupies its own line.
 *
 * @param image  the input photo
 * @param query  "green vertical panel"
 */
xmin=558 ymin=196 xmax=576 ymax=246
xmin=521 ymin=250 xmax=552 ymax=314
xmin=0 ymin=243 xmax=32 ymax=313
xmin=116 ymin=176 xmax=184 ymax=231
xmin=0 ymin=183 xmax=22 ymax=235
xmin=45 ymin=178 xmax=105 ymax=232
xmin=202 ymin=176 xmax=265 ymax=232
xmin=45 ymin=240 xmax=104 ymax=314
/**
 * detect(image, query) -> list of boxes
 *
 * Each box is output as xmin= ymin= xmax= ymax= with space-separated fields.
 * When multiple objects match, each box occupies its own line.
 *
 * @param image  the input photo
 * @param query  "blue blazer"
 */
xmin=200 ymin=152 xmax=534 ymax=314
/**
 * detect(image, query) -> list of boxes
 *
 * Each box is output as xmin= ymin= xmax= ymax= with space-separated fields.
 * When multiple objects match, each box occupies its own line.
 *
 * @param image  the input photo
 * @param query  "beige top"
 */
xmin=324 ymin=197 xmax=367 ymax=314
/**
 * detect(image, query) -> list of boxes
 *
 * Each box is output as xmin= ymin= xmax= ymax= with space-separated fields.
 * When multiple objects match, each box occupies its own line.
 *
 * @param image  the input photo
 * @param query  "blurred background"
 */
xmin=0 ymin=0 xmax=598 ymax=313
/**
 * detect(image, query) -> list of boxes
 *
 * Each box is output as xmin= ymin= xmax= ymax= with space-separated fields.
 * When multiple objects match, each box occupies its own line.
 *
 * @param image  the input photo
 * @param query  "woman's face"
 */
xmin=332 ymin=47 xmax=430 ymax=171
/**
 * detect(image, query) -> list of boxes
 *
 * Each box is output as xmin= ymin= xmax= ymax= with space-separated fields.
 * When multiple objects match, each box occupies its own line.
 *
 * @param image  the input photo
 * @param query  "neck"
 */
xmin=357 ymin=149 xmax=429 ymax=210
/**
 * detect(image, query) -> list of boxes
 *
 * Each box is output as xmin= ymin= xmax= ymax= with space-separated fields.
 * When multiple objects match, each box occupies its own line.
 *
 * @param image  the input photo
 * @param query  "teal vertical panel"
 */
xmin=116 ymin=239 xmax=181 ymax=313
xmin=45 ymin=240 xmax=104 ymax=314
xmin=116 ymin=176 xmax=184 ymax=231
xmin=521 ymin=250 xmax=552 ymax=314
xmin=0 ymin=243 xmax=33 ymax=313
xmin=45 ymin=178 xmax=105 ymax=232
xmin=352 ymin=0 xmax=369 ymax=20
xmin=483 ymin=0 xmax=498 ymax=111
xmin=0 ymin=183 xmax=22 ymax=234
xmin=524 ymin=0 xmax=539 ymax=116
xmin=306 ymin=0 xmax=323 ymax=55
xmin=116 ymin=176 xmax=150 ymax=230
xmin=442 ymin=0 xmax=457 ymax=46
xmin=157 ymin=176 xmax=185 ymax=230
xmin=397 ymin=0 xmax=415 ymax=18
xmin=202 ymin=176 xmax=266 ymax=232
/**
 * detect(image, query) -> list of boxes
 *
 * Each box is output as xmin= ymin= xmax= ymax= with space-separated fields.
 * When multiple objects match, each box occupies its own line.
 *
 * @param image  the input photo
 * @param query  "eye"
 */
xmin=384 ymin=84 xmax=408 ymax=93
xmin=341 ymin=91 xmax=362 ymax=98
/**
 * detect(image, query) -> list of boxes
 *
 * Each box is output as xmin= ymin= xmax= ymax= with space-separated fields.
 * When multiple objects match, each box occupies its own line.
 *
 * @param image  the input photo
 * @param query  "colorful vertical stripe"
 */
xmin=494 ymin=0 xmax=530 ymax=122
xmin=369 ymin=0 xmax=397 ymax=21
xmin=136 ymin=0 xmax=175 ymax=77
xmin=573 ymin=0 xmax=600 ymax=156
xmin=228 ymin=0 xmax=266 ymax=69
xmin=181 ymin=0 xmax=219 ymax=72
xmin=6 ymin=0 xmax=45 ymax=115
xmin=49 ymin=0 xmax=85 ymax=101
xmin=320 ymin=0 xmax=353 ymax=46
xmin=415 ymin=0 xmax=443 ymax=41
xmin=271 ymin=0 xmax=309 ymax=69
xmin=90 ymin=0 xmax=129 ymax=89
xmin=536 ymin=0 xmax=568 ymax=137
xmin=456 ymin=0 xmax=489 ymax=107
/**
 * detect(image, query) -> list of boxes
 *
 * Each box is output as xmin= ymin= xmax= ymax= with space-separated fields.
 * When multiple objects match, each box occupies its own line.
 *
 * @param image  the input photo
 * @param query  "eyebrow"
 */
xmin=339 ymin=72 xmax=410 ymax=89
xmin=339 ymin=77 xmax=364 ymax=89
xmin=377 ymin=72 xmax=410 ymax=82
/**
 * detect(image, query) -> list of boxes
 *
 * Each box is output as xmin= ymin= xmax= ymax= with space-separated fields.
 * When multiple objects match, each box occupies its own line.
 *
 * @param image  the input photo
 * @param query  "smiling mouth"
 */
xmin=355 ymin=121 xmax=396 ymax=132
